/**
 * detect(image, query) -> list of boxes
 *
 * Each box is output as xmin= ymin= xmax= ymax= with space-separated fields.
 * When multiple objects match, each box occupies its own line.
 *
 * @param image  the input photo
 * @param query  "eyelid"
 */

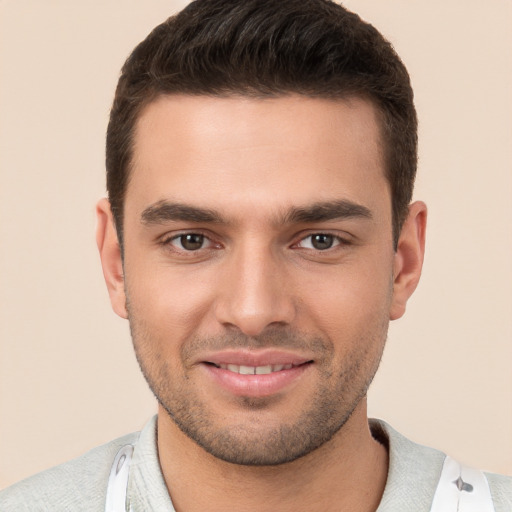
xmin=158 ymin=229 xmax=352 ymax=254
xmin=160 ymin=230 xmax=221 ymax=251
xmin=297 ymin=235 xmax=340 ymax=250
xmin=293 ymin=231 xmax=352 ymax=249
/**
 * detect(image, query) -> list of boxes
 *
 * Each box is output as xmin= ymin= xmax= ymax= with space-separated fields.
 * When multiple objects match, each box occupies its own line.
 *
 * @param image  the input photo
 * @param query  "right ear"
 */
xmin=96 ymin=198 xmax=128 ymax=319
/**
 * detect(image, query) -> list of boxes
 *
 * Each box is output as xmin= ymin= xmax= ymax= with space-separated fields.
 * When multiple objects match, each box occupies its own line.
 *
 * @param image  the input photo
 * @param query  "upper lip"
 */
xmin=199 ymin=349 xmax=313 ymax=367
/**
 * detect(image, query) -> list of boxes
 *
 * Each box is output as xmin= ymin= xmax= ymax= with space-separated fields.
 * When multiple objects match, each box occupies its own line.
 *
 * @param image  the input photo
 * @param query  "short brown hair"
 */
xmin=106 ymin=0 xmax=417 ymax=248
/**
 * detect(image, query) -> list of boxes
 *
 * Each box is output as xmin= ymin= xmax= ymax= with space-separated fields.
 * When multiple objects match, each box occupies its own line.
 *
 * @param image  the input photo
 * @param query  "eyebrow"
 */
xmin=283 ymin=200 xmax=373 ymax=224
xmin=141 ymin=201 xmax=225 ymax=225
xmin=140 ymin=199 xmax=372 ymax=226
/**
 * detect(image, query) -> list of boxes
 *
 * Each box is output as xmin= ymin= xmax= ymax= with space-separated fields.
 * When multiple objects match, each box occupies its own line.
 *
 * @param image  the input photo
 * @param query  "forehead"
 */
xmin=127 ymin=94 xmax=388 ymax=221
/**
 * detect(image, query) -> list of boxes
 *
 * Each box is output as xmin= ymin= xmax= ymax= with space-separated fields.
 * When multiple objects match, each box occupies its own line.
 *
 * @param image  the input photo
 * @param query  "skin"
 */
xmin=97 ymin=94 xmax=426 ymax=511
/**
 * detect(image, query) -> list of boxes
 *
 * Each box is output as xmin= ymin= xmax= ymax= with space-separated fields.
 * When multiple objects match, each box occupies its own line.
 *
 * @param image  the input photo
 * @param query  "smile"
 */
xmin=201 ymin=358 xmax=313 ymax=397
xmin=214 ymin=363 xmax=295 ymax=374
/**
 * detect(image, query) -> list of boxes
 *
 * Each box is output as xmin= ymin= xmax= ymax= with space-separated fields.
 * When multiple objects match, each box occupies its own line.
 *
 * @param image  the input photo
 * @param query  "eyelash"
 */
xmin=160 ymin=231 xmax=350 ymax=254
xmin=160 ymin=231 xmax=218 ymax=253
xmin=294 ymin=233 xmax=348 ymax=251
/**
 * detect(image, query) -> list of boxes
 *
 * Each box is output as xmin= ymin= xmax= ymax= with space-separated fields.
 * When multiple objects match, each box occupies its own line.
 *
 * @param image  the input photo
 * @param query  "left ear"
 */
xmin=390 ymin=201 xmax=427 ymax=320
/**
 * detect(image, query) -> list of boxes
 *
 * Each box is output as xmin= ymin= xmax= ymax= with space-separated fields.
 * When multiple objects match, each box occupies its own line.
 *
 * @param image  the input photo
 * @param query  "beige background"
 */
xmin=0 ymin=0 xmax=511 ymax=489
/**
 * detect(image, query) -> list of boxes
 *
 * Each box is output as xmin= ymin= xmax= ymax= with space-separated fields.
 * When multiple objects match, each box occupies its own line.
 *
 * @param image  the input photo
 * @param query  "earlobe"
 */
xmin=96 ymin=198 xmax=128 ymax=319
xmin=390 ymin=201 xmax=427 ymax=320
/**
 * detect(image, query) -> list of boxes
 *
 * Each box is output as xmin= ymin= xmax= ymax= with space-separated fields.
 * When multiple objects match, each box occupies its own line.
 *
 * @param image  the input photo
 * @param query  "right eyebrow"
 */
xmin=140 ymin=201 xmax=226 ymax=225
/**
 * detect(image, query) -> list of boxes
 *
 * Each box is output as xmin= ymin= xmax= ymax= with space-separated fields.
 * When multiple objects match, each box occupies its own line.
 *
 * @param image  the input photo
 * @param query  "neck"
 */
xmin=157 ymin=400 xmax=388 ymax=512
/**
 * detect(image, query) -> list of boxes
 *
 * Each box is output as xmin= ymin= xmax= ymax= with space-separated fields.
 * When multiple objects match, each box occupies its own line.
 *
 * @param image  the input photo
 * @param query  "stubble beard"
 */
xmin=127 ymin=305 xmax=388 ymax=466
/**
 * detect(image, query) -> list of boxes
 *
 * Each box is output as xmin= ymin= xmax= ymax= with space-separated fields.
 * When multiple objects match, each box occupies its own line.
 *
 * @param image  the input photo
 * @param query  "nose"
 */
xmin=213 ymin=243 xmax=296 ymax=337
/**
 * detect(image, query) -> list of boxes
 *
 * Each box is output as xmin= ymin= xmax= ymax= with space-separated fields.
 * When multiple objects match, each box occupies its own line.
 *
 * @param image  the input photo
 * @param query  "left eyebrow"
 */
xmin=282 ymin=200 xmax=373 ymax=224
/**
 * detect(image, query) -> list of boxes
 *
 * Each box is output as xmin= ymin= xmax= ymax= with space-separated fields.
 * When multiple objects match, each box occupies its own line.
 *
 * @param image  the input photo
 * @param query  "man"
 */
xmin=0 ymin=0 xmax=510 ymax=510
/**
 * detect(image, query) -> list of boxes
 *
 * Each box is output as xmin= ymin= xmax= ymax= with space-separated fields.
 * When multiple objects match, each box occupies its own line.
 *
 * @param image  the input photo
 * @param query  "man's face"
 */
xmin=114 ymin=94 xmax=403 ymax=464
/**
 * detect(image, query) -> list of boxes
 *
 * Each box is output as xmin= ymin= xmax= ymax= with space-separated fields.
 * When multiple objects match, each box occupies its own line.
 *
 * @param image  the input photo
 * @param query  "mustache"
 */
xmin=180 ymin=327 xmax=333 ymax=360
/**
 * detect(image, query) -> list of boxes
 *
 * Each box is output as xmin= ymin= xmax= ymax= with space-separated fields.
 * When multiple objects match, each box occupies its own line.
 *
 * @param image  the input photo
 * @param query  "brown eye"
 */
xmin=296 ymin=233 xmax=341 ymax=251
xmin=311 ymin=234 xmax=334 ymax=250
xmin=179 ymin=234 xmax=205 ymax=250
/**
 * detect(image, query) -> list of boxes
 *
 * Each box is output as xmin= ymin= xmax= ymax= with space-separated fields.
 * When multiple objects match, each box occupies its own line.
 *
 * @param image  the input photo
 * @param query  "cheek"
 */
xmin=124 ymin=259 xmax=218 ymax=338
xmin=297 ymin=258 xmax=393 ymax=341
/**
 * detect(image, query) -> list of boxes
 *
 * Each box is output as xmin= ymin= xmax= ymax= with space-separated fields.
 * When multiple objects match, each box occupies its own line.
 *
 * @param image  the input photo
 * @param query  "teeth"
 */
xmin=218 ymin=364 xmax=296 ymax=374
xmin=255 ymin=365 xmax=272 ymax=375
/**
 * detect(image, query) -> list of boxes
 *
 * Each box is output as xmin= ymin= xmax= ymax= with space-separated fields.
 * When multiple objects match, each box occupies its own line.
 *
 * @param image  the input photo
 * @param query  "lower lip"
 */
xmin=200 ymin=363 xmax=312 ymax=398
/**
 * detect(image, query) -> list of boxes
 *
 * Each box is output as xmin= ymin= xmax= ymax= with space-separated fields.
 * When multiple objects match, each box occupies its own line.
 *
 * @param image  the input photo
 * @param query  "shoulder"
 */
xmin=371 ymin=419 xmax=512 ymax=512
xmin=485 ymin=471 xmax=512 ymax=512
xmin=0 ymin=431 xmax=140 ymax=512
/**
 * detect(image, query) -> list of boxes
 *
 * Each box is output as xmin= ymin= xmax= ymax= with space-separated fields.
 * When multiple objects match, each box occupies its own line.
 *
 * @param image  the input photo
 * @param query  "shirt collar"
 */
xmin=127 ymin=415 xmax=175 ymax=511
xmin=126 ymin=416 xmax=445 ymax=512
xmin=372 ymin=419 xmax=445 ymax=512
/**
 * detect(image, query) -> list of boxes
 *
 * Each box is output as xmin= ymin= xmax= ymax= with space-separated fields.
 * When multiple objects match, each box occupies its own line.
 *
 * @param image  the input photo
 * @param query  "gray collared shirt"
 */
xmin=1 ymin=416 xmax=510 ymax=511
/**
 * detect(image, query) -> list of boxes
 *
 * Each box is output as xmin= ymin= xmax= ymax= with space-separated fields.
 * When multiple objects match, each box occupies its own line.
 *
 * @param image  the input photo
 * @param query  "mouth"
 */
xmin=206 ymin=362 xmax=305 ymax=375
xmin=199 ymin=352 xmax=314 ymax=397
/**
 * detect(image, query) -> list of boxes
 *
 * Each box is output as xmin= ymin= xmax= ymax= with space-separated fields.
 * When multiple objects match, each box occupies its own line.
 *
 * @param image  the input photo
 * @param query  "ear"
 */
xmin=96 ymin=198 xmax=128 ymax=319
xmin=390 ymin=201 xmax=427 ymax=320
